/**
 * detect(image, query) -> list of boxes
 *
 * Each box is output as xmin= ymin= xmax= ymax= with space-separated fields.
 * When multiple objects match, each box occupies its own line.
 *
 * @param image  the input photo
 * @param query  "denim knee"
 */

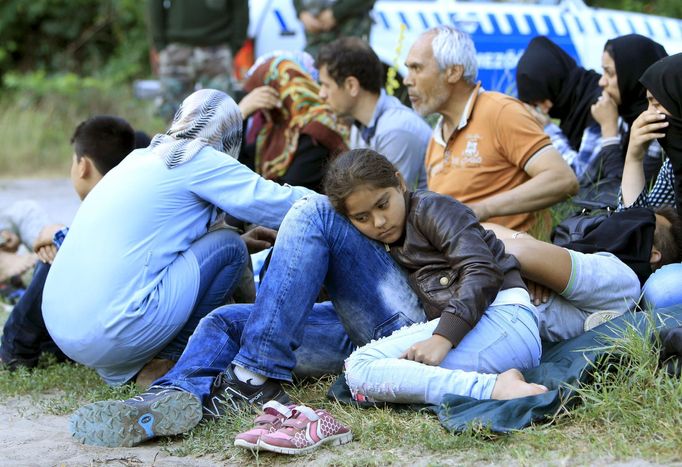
xmin=643 ymin=263 xmax=682 ymax=309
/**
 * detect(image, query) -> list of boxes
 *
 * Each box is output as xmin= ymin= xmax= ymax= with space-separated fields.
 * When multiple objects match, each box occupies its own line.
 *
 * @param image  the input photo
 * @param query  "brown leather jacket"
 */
xmin=387 ymin=191 xmax=526 ymax=347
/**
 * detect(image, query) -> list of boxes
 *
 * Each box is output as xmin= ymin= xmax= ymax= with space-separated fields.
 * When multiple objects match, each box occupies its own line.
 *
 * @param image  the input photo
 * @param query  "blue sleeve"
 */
xmin=187 ymin=149 xmax=314 ymax=229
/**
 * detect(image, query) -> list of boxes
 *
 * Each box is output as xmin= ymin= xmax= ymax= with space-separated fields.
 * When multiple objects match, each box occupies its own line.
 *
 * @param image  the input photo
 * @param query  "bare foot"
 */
xmin=491 ymin=369 xmax=548 ymax=400
xmin=0 ymin=251 xmax=37 ymax=283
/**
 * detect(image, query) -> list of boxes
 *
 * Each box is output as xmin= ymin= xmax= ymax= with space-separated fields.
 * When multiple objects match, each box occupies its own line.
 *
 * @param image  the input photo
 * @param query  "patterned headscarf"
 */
xmin=244 ymin=57 xmax=348 ymax=180
xmin=150 ymin=89 xmax=242 ymax=168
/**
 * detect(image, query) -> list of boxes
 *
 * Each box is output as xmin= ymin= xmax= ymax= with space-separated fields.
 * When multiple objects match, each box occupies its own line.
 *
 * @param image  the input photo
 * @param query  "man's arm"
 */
xmin=468 ymin=147 xmax=579 ymax=221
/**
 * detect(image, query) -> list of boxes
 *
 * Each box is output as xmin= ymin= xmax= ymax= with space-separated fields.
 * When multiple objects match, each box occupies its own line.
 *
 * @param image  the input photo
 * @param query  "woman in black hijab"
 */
xmin=621 ymin=53 xmax=682 ymax=212
xmin=517 ymin=36 xmax=601 ymax=153
xmin=516 ymin=36 xmax=602 ymax=182
xmin=591 ymin=34 xmax=668 ymax=185
xmin=620 ymin=53 xmax=682 ymax=311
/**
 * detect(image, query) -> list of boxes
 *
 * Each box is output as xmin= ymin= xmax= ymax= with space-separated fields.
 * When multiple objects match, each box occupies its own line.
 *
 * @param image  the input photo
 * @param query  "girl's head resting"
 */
xmin=324 ymin=149 xmax=407 ymax=244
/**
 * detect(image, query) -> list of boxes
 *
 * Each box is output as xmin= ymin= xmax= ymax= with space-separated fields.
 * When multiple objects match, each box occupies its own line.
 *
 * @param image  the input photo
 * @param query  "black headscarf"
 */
xmin=640 ymin=53 xmax=682 ymax=213
xmin=604 ymin=34 xmax=668 ymax=126
xmin=517 ymin=36 xmax=602 ymax=151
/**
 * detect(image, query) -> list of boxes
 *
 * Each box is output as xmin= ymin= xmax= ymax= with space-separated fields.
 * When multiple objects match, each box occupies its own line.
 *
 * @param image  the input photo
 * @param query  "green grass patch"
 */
xmin=0 ymin=315 xmax=679 ymax=464
xmin=0 ymin=83 xmax=164 ymax=177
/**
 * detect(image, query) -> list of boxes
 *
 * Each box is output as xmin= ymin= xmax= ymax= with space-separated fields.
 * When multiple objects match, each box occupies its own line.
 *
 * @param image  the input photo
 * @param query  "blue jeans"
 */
xmin=642 ymin=263 xmax=682 ymax=309
xmin=0 ymin=260 xmax=66 ymax=364
xmin=155 ymin=301 xmax=353 ymax=400
xmin=155 ymin=228 xmax=249 ymax=362
xmin=155 ymin=195 xmax=426 ymax=399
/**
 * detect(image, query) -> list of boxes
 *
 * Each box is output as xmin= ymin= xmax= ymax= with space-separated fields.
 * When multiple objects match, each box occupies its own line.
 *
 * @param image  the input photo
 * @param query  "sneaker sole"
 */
xmin=234 ymin=437 xmax=260 ymax=449
xmin=257 ymin=431 xmax=353 ymax=455
xmin=70 ymin=391 xmax=202 ymax=447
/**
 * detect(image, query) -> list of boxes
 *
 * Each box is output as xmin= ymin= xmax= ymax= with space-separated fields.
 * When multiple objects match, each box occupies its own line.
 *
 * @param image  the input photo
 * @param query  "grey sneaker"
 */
xmin=584 ymin=310 xmax=625 ymax=332
xmin=203 ymin=366 xmax=291 ymax=419
xmin=70 ymin=386 xmax=202 ymax=447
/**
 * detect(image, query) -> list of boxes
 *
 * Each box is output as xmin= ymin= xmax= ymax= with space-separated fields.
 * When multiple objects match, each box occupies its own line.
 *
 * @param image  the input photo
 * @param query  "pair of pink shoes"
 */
xmin=234 ymin=400 xmax=352 ymax=455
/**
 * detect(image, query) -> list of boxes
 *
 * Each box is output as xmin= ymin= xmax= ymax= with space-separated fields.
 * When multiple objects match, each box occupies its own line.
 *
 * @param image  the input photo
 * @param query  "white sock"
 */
xmin=233 ymin=364 xmax=267 ymax=386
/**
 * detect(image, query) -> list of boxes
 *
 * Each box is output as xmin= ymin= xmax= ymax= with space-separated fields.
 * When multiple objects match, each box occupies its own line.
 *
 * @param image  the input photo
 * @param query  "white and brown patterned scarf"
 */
xmin=150 ymin=89 xmax=243 ymax=169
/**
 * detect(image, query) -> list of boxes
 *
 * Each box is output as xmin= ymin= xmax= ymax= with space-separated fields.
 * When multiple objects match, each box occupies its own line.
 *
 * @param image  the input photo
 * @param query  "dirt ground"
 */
xmin=0 ymin=397 xmax=223 ymax=467
xmin=0 ymin=177 xmax=80 ymax=227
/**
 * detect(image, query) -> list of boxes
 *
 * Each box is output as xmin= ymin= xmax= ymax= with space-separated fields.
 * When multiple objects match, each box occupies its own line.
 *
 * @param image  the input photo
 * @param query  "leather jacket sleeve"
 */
xmin=412 ymin=195 xmax=504 ymax=347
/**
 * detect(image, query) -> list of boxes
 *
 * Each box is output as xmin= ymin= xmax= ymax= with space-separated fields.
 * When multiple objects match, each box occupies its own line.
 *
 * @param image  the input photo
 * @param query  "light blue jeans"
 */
xmin=642 ymin=263 xmax=682 ymax=309
xmin=156 ymin=195 xmax=540 ymax=405
xmin=345 ymin=303 xmax=541 ymax=405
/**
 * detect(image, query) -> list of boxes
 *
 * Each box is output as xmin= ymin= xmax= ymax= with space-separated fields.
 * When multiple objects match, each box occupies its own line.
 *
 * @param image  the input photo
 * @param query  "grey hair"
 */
xmin=428 ymin=26 xmax=478 ymax=83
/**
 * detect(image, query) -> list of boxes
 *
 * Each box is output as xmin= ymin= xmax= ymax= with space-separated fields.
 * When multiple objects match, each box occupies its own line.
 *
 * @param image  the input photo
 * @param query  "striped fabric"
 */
xmin=150 ymin=89 xmax=243 ymax=169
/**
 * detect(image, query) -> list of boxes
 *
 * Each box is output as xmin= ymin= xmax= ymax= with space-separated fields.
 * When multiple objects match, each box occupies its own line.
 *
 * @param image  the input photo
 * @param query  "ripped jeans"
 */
xmin=345 ymin=301 xmax=541 ymax=405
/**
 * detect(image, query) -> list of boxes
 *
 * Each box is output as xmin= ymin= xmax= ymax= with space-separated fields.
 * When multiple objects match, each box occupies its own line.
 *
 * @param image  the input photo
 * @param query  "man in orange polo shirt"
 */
xmin=404 ymin=26 xmax=578 ymax=232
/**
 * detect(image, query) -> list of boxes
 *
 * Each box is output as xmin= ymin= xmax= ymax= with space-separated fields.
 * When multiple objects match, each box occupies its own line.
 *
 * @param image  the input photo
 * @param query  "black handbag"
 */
xmin=551 ymin=204 xmax=656 ymax=285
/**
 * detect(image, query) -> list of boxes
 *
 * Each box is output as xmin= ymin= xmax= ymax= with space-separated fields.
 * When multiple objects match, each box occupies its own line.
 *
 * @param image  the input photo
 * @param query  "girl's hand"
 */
xmin=627 ymin=110 xmax=668 ymax=162
xmin=590 ymin=91 xmax=619 ymax=137
xmin=400 ymin=334 xmax=452 ymax=366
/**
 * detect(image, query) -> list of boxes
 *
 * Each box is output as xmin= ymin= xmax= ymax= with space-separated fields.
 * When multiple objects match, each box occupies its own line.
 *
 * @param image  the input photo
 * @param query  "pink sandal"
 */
xmin=233 ymin=400 xmax=294 ymax=449
xmin=257 ymin=405 xmax=352 ymax=455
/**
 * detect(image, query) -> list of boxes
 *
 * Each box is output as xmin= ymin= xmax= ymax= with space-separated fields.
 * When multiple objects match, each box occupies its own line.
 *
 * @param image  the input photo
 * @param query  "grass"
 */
xmin=0 ymin=86 xmax=164 ymax=177
xmin=1 ymin=305 xmax=680 ymax=465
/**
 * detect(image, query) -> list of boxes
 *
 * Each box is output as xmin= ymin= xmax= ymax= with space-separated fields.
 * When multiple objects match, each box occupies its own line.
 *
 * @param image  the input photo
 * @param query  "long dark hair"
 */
xmin=324 ymin=149 xmax=401 ymax=214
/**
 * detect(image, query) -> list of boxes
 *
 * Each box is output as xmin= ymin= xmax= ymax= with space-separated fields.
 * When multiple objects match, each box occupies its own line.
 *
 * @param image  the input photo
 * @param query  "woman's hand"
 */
xmin=626 ymin=110 xmax=668 ymax=162
xmin=238 ymin=86 xmax=281 ymax=119
xmin=400 ymin=334 xmax=452 ymax=366
xmin=241 ymin=226 xmax=277 ymax=253
xmin=591 ymin=91 xmax=619 ymax=138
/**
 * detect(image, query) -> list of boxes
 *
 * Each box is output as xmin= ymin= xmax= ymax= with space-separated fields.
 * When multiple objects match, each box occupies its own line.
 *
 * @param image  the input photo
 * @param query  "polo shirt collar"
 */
xmin=433 ymin=83 xmax=483 ymax=145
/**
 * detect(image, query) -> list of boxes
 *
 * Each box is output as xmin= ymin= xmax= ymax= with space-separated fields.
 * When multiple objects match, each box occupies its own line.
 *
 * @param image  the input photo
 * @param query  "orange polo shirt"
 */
xmin=425 ymin=84 xmax=552 ymax=232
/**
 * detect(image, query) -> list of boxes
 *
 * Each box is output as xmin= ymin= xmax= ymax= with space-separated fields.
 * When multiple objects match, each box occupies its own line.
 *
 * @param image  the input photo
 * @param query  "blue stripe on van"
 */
xmin=643 ymin=19 xmax=655 ymax=37
xmin=487 ymin=13 xmax=502 ymax=35
xmin=433 ymin=12 xmax=443 ymax=25
xmin=608 ymin=17 xmax=620 ymax=35
xmin=505 ymin=14 xmax=520 ymax=35
xmin=524 ymin=14 xmax=538 ymax=35
xmin=592 ymin=16 xmax=602 ymax=34
xmin=573 ymin=15 xmax=584 ymax=34
xmin=399 ymin=12 xmax=410 ymax=29
xmin=542 ymin=15 xmax=556 ymax=36
xmin=273 ymin=9 xmax=293 ymax=33
xmin=378 ymin=11 xmax=390 ymax=29
xmin=626 ymin=18 xmax=636 ymax=34
xmin=418 ymin=12 xmax=429 ymax=29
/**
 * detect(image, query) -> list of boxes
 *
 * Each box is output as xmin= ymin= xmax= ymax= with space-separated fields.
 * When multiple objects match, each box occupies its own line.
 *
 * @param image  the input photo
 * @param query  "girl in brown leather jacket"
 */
xmin=324 ymin=148 xmax=546 ymax=404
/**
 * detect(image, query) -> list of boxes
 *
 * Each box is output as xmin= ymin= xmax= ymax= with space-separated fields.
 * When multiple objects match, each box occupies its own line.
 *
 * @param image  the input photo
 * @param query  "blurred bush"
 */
xmin=0 ymin=0 xmax=148 ymax=89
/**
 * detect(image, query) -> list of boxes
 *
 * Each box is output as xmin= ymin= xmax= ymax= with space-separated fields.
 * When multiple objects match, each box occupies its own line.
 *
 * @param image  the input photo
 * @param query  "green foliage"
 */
xmin=0 ymin=0 xmax=149 ymax=85
xmin=586 ymin=0 xmax=682 ymax=19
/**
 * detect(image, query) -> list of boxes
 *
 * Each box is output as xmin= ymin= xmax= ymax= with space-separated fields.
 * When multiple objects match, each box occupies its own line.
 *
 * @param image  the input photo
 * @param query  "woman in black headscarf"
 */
xmin=619 ymin=53 xmax=682 ymax=310
xmin=591 ymin=34 xmax=668 ymax=186
xmin=516 ymin=36 xmax=602 ymax=180
xmin=621 ymin=53 xmax=682 ymax=212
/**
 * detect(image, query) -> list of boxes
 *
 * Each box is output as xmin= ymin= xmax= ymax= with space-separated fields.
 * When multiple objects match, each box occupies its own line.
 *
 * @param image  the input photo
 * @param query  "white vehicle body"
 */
xmin=249 ymin=0 xmax=682 ymax=93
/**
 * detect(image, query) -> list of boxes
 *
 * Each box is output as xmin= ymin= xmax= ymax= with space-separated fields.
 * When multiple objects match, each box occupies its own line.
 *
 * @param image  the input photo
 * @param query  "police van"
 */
xmin=249 ymin=0 xmax=682 ymax=93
